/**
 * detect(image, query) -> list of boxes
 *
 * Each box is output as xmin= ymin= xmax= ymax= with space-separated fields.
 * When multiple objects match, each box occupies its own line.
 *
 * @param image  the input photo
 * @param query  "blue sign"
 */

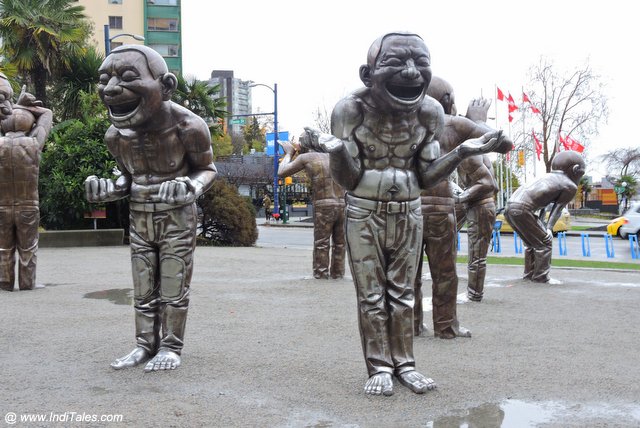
xmin=266 ymin=131 xmax=289 ymax=156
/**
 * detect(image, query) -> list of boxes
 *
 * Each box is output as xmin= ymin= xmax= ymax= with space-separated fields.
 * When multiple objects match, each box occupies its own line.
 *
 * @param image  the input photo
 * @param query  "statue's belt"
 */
xmin=346 ymin=194 xmax=421 ymax=214
xmin=129 ymin=201 xmax=190 ymax=213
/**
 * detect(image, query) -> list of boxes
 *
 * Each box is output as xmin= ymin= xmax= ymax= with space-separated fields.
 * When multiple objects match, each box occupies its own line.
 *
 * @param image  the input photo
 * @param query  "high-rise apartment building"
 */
xmin=209 ymin=70 xmax=253 ymax=134
xmin=77 ymin=0 xmax=182 ymax=74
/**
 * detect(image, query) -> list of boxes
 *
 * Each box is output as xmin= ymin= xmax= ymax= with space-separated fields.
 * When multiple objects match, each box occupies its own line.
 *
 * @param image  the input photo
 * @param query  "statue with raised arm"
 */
xmin=504 ymin=151 xmax=585 ymax=283
xmin=413 ymin=79 xmax=511 ymax=338
xmin=304 ymin=33 xmax=511 ymax=396
xmin=85 ymin=45 xmax=217 ymax=372
xmin=278 ymin=137 xmax=345 ymax=279
xmin=452 ymin=97 xmax=500 ymax=302
xmin=0 ymin=75 xmax=53 ymax=292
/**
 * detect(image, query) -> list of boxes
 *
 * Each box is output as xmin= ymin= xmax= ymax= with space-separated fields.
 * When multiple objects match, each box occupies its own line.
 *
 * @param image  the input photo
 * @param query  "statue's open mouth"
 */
xmin=386 ymin=83 xmax=424 ymax=101
xmin=108 ymin=99 xmax=140 ymax=119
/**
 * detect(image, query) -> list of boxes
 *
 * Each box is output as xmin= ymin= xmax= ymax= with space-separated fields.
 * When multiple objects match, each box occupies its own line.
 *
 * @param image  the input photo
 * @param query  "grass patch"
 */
xmin=453 ymin=255 xmax=640 ymax=271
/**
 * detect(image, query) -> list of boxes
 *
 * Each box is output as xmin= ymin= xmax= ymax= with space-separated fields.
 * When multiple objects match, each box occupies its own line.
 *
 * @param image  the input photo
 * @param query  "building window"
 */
xmin=109 ymin=0 xmax=122 ymax=4
xmin=109 ymin=16 xmax=123 ymax=29
xmin=149 ymin=44 xmax=179 ymax=57
xmin=147 ymin=18 xmax=178 ymax=32
xmin=147 ymin=0 xmax=178 ymax=5
xmin=110 ymin=41 xmax=123 ymax=50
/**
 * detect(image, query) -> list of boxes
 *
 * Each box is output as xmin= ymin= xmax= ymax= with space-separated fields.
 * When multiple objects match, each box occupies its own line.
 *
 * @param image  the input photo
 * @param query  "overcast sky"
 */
xmin=182 ymin=0 xmax=637 ymax=180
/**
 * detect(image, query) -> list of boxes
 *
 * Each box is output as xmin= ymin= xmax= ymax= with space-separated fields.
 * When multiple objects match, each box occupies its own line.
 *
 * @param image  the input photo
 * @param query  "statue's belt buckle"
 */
xmin=379 ymin=201 xmax=407 ymax=214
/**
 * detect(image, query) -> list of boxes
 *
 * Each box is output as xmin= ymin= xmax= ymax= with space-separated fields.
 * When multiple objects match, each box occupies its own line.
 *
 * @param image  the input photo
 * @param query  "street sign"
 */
xmin=229 ymin=118 xmax=245 ymax=125
xmin=614 ymin=185 xmax=624 ymax=194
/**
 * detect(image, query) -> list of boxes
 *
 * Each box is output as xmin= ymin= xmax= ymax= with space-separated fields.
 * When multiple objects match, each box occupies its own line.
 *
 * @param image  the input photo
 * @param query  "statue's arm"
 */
xmin=277 ymin=141 xmax=306 ymax=177
xmin=455 ymin=156 xmax=498 ymax=204
xmin=85 ymin=127 xmax=131 ymax=203
xmin=182 ymin=114 xmax=218 ymax=198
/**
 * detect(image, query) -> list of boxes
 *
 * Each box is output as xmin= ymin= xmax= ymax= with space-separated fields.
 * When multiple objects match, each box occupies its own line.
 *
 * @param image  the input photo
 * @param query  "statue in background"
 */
xmin=279 ymin=136 xmax=345 ymax=279
xmin=85 ymin=45 xmax=217 ymax=372
xmin=504 ymin=150 xmax=585 ymax=283
xmin=0 ymin=76 xmax=53 ymax=291
xmin=305 ymin=33 xmax=511 ymax=396
xmin=453 ymin=98 xmax=500 ymax=302
xmin=414 ymin=78 xmax=511 ymax=338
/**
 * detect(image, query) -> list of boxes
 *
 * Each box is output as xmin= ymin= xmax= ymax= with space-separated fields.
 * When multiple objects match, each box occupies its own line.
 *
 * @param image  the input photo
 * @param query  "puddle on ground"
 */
xmin=83 ymin=288 xmax=132 ymax=305
xmin=427 ymin=399 xmax=640 ymax=427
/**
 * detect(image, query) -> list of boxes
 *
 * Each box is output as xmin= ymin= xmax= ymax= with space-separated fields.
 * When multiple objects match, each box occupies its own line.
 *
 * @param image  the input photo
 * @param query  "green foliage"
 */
xmin=212 ymin=133 xmax=233 ymax=159
xmin=173 ymin=75 xmax=226 ymax=137
xmin=39 ymin=92 xmax=114 ymax=229
xmin=0 ymin=0 xmax=90 ymax=104
xmin=197 ymin=180 xmax=258 ymax=246
xmin=242 ymin=117 xmax=265 ymax=153
xmin=50 ymin=45 xmax=103 ymax=121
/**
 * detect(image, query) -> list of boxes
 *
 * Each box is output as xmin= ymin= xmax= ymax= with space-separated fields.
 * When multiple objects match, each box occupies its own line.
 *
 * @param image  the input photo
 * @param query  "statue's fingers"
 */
xmin=158 ymin=181 xmax=169 ymax=202
xmin=164 ymin=181 xmax=177 ymax=204
xmin=106 ymin=179 xmax=115 ymax=195
xmin=175 ymin=183 xmax=187 ymax=203
xmin=89 ymin=178 xmax=100 ymax=200
xmin=98 ymin=178 xmax=109 ymax=200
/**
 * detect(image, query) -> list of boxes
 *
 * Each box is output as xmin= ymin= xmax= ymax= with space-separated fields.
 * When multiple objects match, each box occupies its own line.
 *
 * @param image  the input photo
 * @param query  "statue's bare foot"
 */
xmin=144 ymin=349 xmax=181 ymax=372
xmin=364 ymin=372 xmax=393 ymax=396
xmin=397 ymin=371 xmax=436 ymax=394
xmin=111 ymin=347 xmax=149 ymax=370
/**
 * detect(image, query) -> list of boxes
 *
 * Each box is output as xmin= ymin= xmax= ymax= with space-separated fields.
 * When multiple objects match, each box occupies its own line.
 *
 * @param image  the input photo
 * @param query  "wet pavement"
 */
xmin=1 ymin=245 xmax=639 ymax=427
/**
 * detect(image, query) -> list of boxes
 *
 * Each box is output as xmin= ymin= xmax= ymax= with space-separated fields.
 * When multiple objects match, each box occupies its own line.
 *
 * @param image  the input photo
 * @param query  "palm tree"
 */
xmin=50 ymin=46 xmax=104 ymax=121
xmin=0 ymin=0 xmax=88 ymax=105
xmin=173 ymin=75 xmax=227 ymax=137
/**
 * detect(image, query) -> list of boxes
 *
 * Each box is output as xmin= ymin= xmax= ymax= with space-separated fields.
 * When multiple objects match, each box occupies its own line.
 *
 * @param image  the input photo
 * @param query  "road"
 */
xmin=256 ymin=222 xmax=640 ymax=264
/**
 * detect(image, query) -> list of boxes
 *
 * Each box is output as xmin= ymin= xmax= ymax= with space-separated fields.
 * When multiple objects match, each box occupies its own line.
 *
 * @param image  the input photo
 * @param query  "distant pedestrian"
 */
xmin=263 ymin=194 xmax=272 ymax=221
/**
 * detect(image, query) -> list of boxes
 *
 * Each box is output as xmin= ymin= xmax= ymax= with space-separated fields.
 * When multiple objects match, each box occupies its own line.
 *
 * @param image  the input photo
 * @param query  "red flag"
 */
xmin=497 ymin=87 xmax=505 ymax=101
xmin=522 ymin=91 xmax=541 ymax=115
xmin=559 ymin=135 xmax=569 ymax=151
xmin=507 ymin=93 xmax=518 ymax=113
xmin=532 ymin=130 xmax=542 ymax=160
xmin=564 ymin=135 xmax=585 ymax=153
xmin=508 ymin=114 xmax=514 ymax=122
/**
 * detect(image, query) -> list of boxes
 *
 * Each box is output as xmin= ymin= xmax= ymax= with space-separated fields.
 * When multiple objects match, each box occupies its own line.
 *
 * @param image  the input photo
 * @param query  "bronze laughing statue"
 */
xmin=305 ymin=32 xmax=511 ymax=396
xmin=85 ymin=45 xmax=217 ymax=372
xmin=278 ymin=136 xmax=345 ymax=279
xmin=414 ymin=77 xmax=512 ymax=338
xmin=0 ymin=76 xmax=53 ymax=292
xmin=504 ymin=151 xmax=585 ymax=283
xmin=452 ymin=96 xmax=500 ymax=302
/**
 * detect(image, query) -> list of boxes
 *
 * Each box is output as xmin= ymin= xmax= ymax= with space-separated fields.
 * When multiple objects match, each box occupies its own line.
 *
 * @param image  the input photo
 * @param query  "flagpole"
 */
xmin=521 ymin=86 xmax=527 ymax=183
xmin=495 ymin=84 xmax=503 ymax=210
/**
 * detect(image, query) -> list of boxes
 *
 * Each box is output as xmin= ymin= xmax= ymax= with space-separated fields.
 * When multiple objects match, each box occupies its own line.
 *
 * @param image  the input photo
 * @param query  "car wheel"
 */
xmin=620 ymin=230 xmax=628 ymax=239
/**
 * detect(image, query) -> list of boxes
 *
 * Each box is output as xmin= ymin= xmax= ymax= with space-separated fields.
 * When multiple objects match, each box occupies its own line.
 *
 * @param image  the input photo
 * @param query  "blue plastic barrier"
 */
xmin=580 ymin=233 xmax=591 ymax=257
xmin=513 ymin=231 xmax=523 ymax=254
xmin=629 ymin=235 xmax=639 ymax=260
xmin=457 ymin=232 xmax=461 ymax=252
xmin=491 ymin=230 xmax=501 ymax=253
xmin=557 ymin=232 xmax=567 ymax=256
xmin=604 ymin=233 xmax=615 ymax=258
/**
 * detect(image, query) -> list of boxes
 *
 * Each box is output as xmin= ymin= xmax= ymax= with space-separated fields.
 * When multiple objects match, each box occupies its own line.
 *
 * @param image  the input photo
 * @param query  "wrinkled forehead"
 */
xmin=99 ymin=51 xmax=153 ymax=76
xmin=370 ymin=34 xmax=429 ymax=66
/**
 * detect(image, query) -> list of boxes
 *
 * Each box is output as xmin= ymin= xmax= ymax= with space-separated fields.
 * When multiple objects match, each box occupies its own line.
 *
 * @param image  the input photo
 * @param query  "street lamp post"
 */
xmin=249 ymin=83 xmax=282 ymax=222
xmin=103 ymin=24 xmax=145 ymax=55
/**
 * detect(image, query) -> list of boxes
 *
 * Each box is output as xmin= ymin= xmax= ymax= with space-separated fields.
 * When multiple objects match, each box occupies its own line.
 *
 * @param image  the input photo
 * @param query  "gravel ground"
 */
xmin=1 ymin=245 xmax=639 ymax=427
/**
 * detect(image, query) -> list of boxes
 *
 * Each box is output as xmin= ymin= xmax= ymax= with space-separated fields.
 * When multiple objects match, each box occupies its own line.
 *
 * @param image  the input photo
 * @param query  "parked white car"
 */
xmin=619 ymin=202 xmax=640 ymax=239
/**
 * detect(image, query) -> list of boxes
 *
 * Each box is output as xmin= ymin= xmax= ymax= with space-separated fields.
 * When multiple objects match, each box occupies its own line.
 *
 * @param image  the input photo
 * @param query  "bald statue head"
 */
xmin=551 ymin=150 xmax=586 ymax=184
xmin=427 ymin=75 xmax=457 ymax=116
xmin=98 ymin=44 xmax=178 ymax=130
xmin=0 ymin=73 xmax=13 ymax=119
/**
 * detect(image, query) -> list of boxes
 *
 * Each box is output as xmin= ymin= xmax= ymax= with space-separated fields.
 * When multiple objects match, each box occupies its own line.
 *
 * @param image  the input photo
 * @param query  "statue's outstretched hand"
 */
xmin=158 ymin=176 xmax=197 ymax=205
xmin=460 ymin=130 xmax=512 ymax=156
xmin=85 ymin=175 xmax=117 ymax=203
xmin=465 ymin=97 xmax=491 ymax=123
xmin=279 ymin=140 xmax=295 ymax=156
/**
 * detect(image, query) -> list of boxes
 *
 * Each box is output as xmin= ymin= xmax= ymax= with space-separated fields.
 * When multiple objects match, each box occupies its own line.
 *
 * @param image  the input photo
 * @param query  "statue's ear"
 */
xmin=161 ymin=72 xmax=178 ymax=101
xmin=359 ymin=65 xmax=372 ymax=87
